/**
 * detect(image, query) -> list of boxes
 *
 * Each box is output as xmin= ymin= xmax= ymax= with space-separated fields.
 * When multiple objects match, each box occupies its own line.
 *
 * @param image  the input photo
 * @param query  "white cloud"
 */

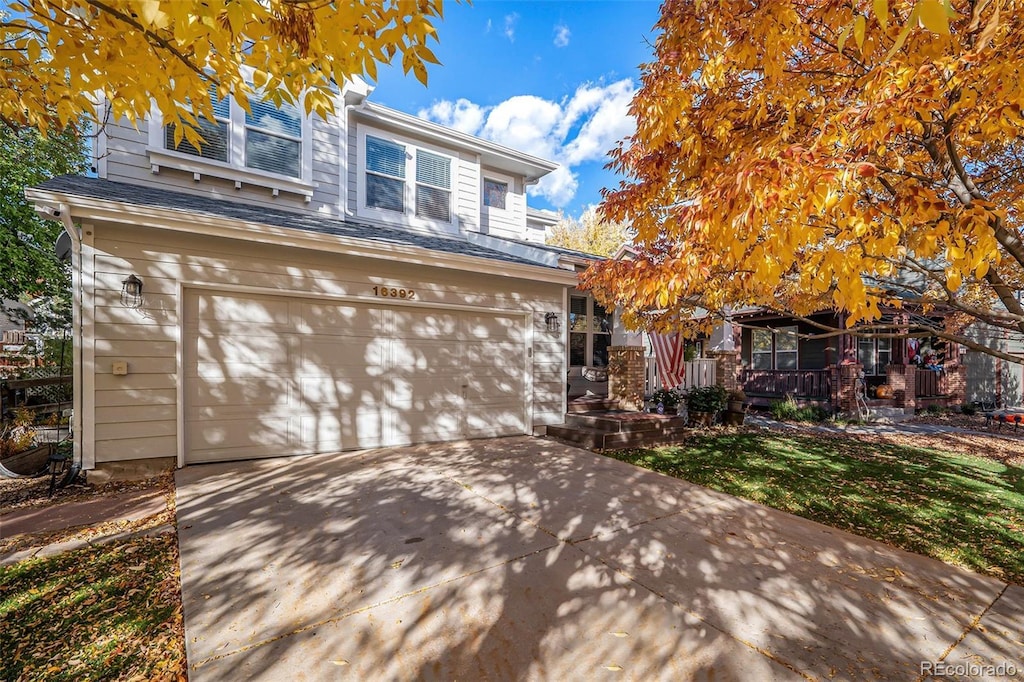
xmin=504 ymin=13 xmax=519 ymax=42
xmin=417 ymin=79 xmax=636 ymax=208
xmin=553 ymin=23 xmax=571 ymax=48
xmin=484 ymin=18 xmax=492 ymax=34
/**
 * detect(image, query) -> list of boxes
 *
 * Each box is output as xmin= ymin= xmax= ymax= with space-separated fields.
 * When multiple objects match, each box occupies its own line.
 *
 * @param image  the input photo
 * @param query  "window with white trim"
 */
xmin=162 ymin=86 xmax=305 ymax=179
xmin=360 ymin=130 xmax=455 ymax=226
xmin=858 ymin=337 xmax=891 ymax=375
xmin=750 ymin=326 xmax=799 ymax=369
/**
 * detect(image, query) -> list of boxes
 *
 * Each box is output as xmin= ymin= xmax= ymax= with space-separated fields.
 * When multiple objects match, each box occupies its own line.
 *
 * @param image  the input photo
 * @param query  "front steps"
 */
xmin=547 ymin=411 xmax=690 ymax=450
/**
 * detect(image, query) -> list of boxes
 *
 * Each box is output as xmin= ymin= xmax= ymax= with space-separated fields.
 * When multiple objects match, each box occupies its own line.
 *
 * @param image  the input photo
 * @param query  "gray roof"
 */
xmin=35 ymin=176 xmax=561 ymax=271
xmin=503 ymin=237 xmax=605 ymax=260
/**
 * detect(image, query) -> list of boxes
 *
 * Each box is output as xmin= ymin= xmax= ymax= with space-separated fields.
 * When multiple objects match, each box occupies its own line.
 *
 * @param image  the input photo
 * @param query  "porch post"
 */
xmin=886 ymin=363 xmax=916 ymax=413
xmin=707 ymin=349 xmax=740 ymax=392
xmin=836 ymin=363 xmax=863 ymax=415
xmin=607 ymin=346 xmax=645 ymax=411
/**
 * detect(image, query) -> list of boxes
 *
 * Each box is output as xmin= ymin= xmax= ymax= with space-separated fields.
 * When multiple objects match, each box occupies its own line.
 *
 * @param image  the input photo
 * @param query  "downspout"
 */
xmin=52 ymin=204 xmax=84 ymax=469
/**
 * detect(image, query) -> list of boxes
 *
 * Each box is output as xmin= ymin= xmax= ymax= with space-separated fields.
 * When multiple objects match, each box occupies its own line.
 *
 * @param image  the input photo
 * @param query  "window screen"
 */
xmin=245 ymin=95 xmax=301 ymax=177
xmin=366 ymin=136 xmax=406 ymax=212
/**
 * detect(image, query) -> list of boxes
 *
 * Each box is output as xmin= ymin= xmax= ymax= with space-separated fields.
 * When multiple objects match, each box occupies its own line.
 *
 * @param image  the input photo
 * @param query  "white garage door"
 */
xmin=183 ymin=289 xmax=528 ymax=463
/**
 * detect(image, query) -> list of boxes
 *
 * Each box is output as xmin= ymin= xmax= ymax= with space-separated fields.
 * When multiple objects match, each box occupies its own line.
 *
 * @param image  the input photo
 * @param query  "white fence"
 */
xmin=645 ymin=357 xmax=717 ymax=394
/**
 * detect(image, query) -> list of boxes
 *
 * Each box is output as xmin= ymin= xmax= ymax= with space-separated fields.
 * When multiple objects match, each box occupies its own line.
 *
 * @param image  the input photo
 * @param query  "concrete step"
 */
xmin=864 ymin=406 xmax=912 ymax=423
xmin=565 ymin=412 xmax=687 ymax=433
xmin=567 ymin=397 xmax=619 ymax=413
xmin=548 ymin=420 xmax=694 ymax=450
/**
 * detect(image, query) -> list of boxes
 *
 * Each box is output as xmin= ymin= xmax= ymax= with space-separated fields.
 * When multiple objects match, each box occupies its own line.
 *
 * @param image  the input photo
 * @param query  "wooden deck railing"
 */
xmin=740 ymin=369 xmax=832 ymax=399
xmin=915 ymin=368 xmax=946 ymax=397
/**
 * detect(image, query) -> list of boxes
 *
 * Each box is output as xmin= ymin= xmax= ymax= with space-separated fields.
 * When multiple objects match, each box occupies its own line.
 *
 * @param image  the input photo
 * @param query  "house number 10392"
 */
xmin=373 ymin=286 xmax=416 ymax=299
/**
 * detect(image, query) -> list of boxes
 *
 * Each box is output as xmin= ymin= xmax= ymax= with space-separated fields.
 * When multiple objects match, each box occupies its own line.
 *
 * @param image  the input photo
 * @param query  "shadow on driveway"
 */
xmin=175 ymin=437 xmax=1020 ymax=681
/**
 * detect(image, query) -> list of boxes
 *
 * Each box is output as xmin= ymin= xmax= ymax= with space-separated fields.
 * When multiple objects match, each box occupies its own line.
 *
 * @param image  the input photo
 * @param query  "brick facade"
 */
xmin=607 ymin=346 xmax=646 ymax=411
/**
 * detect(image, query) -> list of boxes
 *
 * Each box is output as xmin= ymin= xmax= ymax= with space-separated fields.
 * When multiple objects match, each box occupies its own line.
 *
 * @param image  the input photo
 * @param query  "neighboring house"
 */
xmin=0 ymin=300 xmax=38 ymax=371
xmin=709 ymin=308 xmax=968 ymax=413
xmin=26 ymin=79 xmax=595 ymax=471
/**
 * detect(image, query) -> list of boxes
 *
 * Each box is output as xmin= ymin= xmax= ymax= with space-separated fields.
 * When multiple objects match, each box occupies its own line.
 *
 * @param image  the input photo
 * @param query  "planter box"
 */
xmin=1 ymin=444 xmax=50 ymax=476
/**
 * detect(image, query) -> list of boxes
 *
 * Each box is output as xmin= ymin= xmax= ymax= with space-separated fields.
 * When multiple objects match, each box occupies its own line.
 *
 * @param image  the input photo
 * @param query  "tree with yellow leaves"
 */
xmin=584 ymin=0 xmax=1024 ymax=361
xmin=1 ymin=0 xmax=449 ymax=143
xmin=547 ymin=207 xmax=631 ymax=258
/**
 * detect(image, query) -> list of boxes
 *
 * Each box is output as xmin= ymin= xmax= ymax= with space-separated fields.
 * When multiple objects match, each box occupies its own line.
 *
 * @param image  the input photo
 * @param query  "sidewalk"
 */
xmin=0 ymin=484 xmax=171 ymax=565
xmin=746 ymin=413 xmax=1020 ymax=439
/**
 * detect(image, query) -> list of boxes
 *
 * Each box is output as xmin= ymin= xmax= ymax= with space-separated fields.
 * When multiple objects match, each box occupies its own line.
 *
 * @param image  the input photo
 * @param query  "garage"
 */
xmin=183 ymin=289 xmax=529 ymax=463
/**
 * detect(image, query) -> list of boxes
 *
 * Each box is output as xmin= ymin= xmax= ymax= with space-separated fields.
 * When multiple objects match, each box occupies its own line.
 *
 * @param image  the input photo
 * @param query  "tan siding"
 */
xmin=85 ymin=222 xmax=568 ymax=465
xmin=456 ymin=152 xmax=479 ymax=231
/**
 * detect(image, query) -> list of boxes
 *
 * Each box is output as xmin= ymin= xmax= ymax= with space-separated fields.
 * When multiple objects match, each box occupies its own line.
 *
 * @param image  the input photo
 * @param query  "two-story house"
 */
xmin=26 ymin=79 xmax=596 ymax=473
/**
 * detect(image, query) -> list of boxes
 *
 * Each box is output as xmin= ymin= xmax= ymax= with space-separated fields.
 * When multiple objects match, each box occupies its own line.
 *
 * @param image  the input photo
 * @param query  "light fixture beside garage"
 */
xmin=544 ymin=312 xmax=561 ymax=333
xmin=120 ymin=274 xmax=144 ymax=309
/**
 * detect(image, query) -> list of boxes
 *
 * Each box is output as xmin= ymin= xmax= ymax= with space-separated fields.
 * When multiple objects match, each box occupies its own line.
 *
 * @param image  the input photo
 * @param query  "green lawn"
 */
xmin=0 ymin=534 xmax=185 ymax=681
xmin=606 ymin=433 xmax=1024 ymax=585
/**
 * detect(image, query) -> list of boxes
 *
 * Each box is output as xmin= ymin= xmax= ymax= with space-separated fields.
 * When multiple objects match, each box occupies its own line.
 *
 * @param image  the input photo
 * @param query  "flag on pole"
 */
xmin=650 ymin=331 xmax=686 ymax=389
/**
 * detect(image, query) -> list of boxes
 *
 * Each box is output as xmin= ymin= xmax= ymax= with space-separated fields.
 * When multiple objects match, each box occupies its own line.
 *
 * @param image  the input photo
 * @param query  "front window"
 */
xmin=569 ymin=295 xmax=613 ymax=367
xmin=751 ymin=328 xmax=772 ymax=370
xmin=859 ymin=337 xmax=891 ymax=375
xmin=751 ymin=326 xmax=799 ymax=369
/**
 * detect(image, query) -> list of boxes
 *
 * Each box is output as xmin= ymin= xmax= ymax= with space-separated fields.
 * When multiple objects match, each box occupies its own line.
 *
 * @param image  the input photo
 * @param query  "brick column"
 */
xmin=886 ymin=363 xmax=916 ymax=411
xmin=707 ymin=350 xmax=740 ymax=392
xmin=943 ymin=364 xmax=967 ymax=404
xmin=836 ymin=364 xmax=863 ymax=415
xmin=608 ymin=346 xmax=645 ymax=412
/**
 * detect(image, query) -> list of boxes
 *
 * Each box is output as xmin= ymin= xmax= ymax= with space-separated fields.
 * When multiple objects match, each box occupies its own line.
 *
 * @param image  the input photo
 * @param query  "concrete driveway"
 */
xmin=175 ymin=437 xmax=1022 ymax=681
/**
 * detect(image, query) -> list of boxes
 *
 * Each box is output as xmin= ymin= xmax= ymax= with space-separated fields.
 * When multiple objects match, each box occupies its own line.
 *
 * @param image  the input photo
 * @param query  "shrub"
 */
xmin=650 ymin=387 xmax=682 ymax=410
xmin=769 ymin=396 xmax=828 ymax=423
xmin=686 ymin=384 xmax=728 ymax=413
xmin=0 ymin=407 xmax=37 ymax=457
xmin=959 ymin=403 xmax=978 ymax=416
xmin=926 ymin=403 xmax=945 ymax=415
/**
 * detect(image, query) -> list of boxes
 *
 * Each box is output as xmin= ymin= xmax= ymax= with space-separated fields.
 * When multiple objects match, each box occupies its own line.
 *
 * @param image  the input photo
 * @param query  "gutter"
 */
xmin=26 ymin=188 xmax=580 ymax=287
xmin=34 ymin=202 xmax=84 ymax=470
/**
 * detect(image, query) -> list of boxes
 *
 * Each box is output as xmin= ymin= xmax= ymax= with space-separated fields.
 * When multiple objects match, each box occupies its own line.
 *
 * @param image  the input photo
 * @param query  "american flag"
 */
xmin=650 ymin=331 xmax=686 ymax=389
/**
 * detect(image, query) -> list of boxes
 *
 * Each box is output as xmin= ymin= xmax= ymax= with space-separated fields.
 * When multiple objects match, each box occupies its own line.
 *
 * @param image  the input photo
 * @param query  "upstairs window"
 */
xmin=366 ymin=136 xmax=406 ymax=212
xmin=415 ymin=150 xmax=451 ymax=222
xmin=162 ymin=86 xmax=305 ymax=179
xmin=164 ymin=86 xmax=229 ymax=163
xmin=361 ymin=131 xmax=454 ymax=225
xmin=483 ymin=179 xmax=508 ymax=209
xmin=244 ymin=96 xmax=301 ymax=178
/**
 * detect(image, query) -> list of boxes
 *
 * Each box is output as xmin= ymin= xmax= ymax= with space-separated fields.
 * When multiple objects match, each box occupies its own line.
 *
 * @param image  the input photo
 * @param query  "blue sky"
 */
xmin=368 ymin=1 xmax=663 ymax=219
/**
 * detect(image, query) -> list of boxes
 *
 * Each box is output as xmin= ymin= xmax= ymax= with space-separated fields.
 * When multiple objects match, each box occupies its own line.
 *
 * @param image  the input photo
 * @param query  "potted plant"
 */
xmin=649 ymin=387 xmax=681 ymax=414
xmin=686 ymin=385 xmax=728 ymax=426
xmin=726 ymin=388 xmax=746 ymax=413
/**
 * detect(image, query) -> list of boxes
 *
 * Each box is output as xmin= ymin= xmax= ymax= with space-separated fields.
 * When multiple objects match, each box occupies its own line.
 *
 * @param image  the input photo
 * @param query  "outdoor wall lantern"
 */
xmin=544 ymin=312 xmax=561 ymax=333
xmin=121 ymin=274 xmax=144 ymax=309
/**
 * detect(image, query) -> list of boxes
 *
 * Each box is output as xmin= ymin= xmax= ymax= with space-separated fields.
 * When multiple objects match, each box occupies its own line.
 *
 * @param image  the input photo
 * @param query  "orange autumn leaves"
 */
xmin=585 ymin=0 xmax=1024 ymax=346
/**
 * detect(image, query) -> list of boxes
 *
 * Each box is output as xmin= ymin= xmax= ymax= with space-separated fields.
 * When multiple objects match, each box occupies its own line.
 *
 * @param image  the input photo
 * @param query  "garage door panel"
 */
xmin=297 ymin=377 xmax=381 ymax=405
xmin=189 ymin=378 xmax=291 ymax=407
xmin=395 ymin=340 xmax=461 ymax=370
xmin=300 ymin=303 xmax=382 ymax=335
xmin=392 ymin=310 xmax=459 ymax=338
xmin=191 ymin=292 xmax=292 ymax=326
xmin=192 ymin=360 xmax=291 ymax=381
xmin=463 ymin=409 xmax=526 ymax=438
xmin=187 ymin=416 xmax=292 ymax=453
xmin=299 ymin=337 xmax=387 ymax=371
xmin=298 ymin=412 xmax=382 ymax=450
xmin=195 ymin=335 xmax=290 ymax=364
